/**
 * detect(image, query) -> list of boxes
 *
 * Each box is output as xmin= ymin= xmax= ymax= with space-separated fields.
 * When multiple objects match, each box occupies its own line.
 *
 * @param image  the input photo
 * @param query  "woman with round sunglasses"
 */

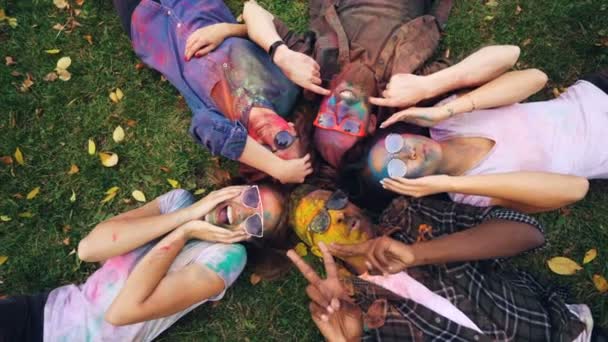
xmin=0 ymin=185 xmax=292 ymax=341
xmin=113 ymin=0 xmax=312 ymax=184
xmin=346 ymin=66 xmax=608 ymax=213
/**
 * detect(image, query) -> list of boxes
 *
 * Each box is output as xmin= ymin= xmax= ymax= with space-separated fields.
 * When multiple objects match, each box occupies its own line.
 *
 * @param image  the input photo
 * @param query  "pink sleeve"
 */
xmin=449 ymin=192 xmax=492 ymax=207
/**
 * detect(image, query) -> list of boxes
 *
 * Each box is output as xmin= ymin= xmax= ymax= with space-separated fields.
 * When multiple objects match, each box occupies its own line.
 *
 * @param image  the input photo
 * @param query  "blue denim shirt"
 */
xmin=129 ymin=0 xmax=299 ymax=160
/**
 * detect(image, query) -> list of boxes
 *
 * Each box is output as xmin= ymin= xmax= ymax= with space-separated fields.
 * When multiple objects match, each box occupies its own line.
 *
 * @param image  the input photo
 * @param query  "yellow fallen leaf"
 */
xmin=99 ymin=152 xmax=119 ymax=167
xmin=8 ymin=17 xmax=17 ymax=28
xmin=56 ymin=68 xmax=71 ymax=81
xmin=67 ymin=164 xmax=79 ymax=175
xmin=43 ymin=72 xmax=58 ymax=82
xmin=14 ymin=147 xmax=24 ymax=165
xmin=167 ymin=178 xmax=180 ymax=189
xmin=70 ymin=190 xmax=76 ymax=203
xmin=132 ymin=190 xmax=146 ymax=202
xmin=0 ymin=216 xmax=12 ymax=222
xmin=0 ymin=9 xmax=5 ymax=20
xmin=0 ymin=255 xmax=7 ymax=266
xmin=583 ymin=248 xmax=597 ymax=264
xmin=20 ymin=74 xmax=34 ymax=92
xmin=115 ymin=88 xmax=124 ymax=101
xmin=250 ymin=273 xmax=262 ymax=285
xmin=83 ymin=34 xmax=93 ymax=45
xmin=53 ymin=0 xmax=68 ymax=9
xmin=45 ymin=48 xmax=61 ymax=54
xmin=593 ymin=274 xmax=608 ymax=293
xmin=56 ymin=56 xmax=71 ymax=70
xmin=26 ymin=186 xmax=40 ymax=200
xmin=109 ymin=91 xmax=119 ymax=103
xmin=100 ymin=192 xmax=117 ymax=204
xmin=112 ymin=125 xmax=125 ymax=143
xmin=294 ymin=242 xmax=308 ymax=257
xmin=88 ymin=139 xmax=96 ymax=155
xmin=193 ymin=188 xmax=207 ymax=195
xmin=18 ymin=212 xmax=33 ymax=218
xmin=547 ymin=256 xmax=582 ymax=275
xmin=105 ymin=186 xmax=120 ymax=195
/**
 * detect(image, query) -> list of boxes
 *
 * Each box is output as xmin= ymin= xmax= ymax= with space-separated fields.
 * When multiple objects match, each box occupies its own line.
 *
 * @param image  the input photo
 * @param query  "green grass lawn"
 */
xmin=1 ymin=0 xmax=607 ymax=340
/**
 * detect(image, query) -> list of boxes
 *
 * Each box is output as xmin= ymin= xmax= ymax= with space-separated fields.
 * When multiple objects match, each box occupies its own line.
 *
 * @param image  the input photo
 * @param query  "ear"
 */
xmin=287 ymin=122 xmax=295 ymax=128
xmin=368 ymin=114 xmax=377 ymax=135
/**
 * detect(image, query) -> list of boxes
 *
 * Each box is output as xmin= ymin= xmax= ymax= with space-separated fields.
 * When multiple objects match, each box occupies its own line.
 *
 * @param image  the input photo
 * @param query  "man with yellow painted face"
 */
xmin=286 ymin=185 xmax=594 ymax=340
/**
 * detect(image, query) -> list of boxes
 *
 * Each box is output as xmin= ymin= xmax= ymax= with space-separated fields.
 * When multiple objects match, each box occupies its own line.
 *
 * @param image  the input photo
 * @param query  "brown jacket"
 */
xmin=274 ymin=0 xmax=453 ymax=93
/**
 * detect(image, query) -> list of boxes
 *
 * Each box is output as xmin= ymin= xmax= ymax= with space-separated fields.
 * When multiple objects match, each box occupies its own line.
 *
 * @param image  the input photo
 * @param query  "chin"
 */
xmin=313 ymin=130 xmax=358 ymax=167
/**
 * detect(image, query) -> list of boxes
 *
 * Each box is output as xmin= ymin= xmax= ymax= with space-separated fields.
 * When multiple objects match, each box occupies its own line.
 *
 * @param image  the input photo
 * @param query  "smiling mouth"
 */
xmin=205 ymin=204 xmax=235 ymax=226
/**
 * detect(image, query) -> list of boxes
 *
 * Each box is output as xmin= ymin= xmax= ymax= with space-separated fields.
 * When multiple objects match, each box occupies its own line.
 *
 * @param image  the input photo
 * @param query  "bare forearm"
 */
xmin=426 ymin=45 xmax=521 ymax=99
xmin=442 ymin=69 xmax=547 ymax=114
xmin=450 ymin=172 xmax=589 ymax=209
xmin=238 ymin=135 xmax=284 ymax=178
xmin=224 ymin=23 xmax=248 ymax=38
xmin=243 ymin=1 xmax=281 ymax=51
xmin=410 ymin=220 xmax=544 ymax=266
xmin=78 ymin=203 xmax=193 ymax=262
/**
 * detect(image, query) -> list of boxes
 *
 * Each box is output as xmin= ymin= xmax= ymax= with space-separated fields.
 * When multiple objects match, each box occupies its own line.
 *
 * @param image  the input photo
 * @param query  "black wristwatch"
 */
xmin=268 ymin=40 xmax=286 ymax=63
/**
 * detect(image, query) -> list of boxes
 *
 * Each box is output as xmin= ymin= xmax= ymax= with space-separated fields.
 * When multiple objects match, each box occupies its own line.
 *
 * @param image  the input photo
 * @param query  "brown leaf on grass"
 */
xmin=552 ymin=88 xmax=562 ymax=98
xmin=52 ymin=23 xmax=65 ymax=31
xmin=583 ymin=248 xmax=597 ymax=264
xmin=249 ymin=273 xmax=262 ymax=285
xmin=593 ymin=274 xmax=608 ymax=293
xmin=515 ymin=4 xmax=522 ymax=15
xmin=10 ymin=71 xmax=22 ymax=77
xmin=83 ymin=34 xmax=93 ymax=45
xmin=63 ymin=225 xmax=72 ymax=233
xmin=522 ymin=38 xmax=532 ymax=46
xmin=126 ymin=119 xmax=137 ymax=127
xmin=14 ymin=147 xmax=24 ymax=165
xmin=73 ymin=9 xmax=82 ymax=17
xmin=160 ymin=166 xmax=171 ymax=173
xmin=75 ymin=0 xmax=85 ymax=6
xmin=0 ymin=256 xmax=8 ymax=266
xmin=547 ymin=256 xmax=582 ymax=275
xmin=57 ymin=69 xmax=71 ymax=81
xmin=135 ymin=62 xmax=145 ymax=70
xmin=62 ymin=237 xmax=70 ymax=246
xmin=67 ymin=164 xmax=79 ymax=175
xmin=99 ymin=152 xmax=119 ymax=167
xmin=53 ymin=0 xmax=69 ymax=9
xmin=5 ymin=56 xmax=16 ymax=66
xmin=559 ymin=206 xmax=571 ymax=216
xmin=20 ymin=73 xmax=34 ymax=92
xmin=13 ymin=193 xmax=24 ymax=199
xmin=0 ymin=156 xmax=13 ymax=165
xmin=43 ymin=72 xmax=58 ymax=82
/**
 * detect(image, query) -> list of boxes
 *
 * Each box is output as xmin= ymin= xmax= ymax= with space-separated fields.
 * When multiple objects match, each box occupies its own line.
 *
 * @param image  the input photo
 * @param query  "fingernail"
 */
xmin=326 ymin=305 xmax=334 ymax=314
xmin=321 ymin=314 xmax=328 ymax=322
xmin=331 ymin=298 xmax=340 ymax=309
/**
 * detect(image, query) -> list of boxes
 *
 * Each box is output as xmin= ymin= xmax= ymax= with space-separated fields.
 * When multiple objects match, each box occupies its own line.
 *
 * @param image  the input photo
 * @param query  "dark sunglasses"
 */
xmin=307 ymin=190 xmax=349 ymax=236
xmin=240 ymin=186 xmax=264 ymax=238
xmin=263 ymin=130 xmax=298 ymax=152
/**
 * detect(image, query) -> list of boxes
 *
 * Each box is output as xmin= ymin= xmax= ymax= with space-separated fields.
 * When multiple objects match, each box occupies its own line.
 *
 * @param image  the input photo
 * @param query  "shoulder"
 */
xmin=191 ymin=243 xmax=247 ymax=287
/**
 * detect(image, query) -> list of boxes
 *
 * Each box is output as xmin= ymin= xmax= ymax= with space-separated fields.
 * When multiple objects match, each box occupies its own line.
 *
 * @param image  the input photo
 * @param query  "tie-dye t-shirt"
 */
xmin=43 ymin=189 xmax=247 ymax=342
xmin=431 ymin=80 xmax=608 ymax=206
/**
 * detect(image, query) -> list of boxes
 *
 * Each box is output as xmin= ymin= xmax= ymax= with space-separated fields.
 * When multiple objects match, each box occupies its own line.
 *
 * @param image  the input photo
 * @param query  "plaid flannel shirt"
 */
xmin=352 ymin=197 xmax=584 ymax=341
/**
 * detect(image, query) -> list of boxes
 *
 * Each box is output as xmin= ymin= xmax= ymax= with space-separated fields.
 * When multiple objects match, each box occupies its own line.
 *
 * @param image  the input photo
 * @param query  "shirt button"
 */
xmin=473 ymin=335 xmax=480 ymax=341
xmin=434 ymin=317 xmax=441 ymax=323
xmin=167 ymin=10 xmax=172 ymax=15
xmin=177 ymin=23 xmax=182 ymax=28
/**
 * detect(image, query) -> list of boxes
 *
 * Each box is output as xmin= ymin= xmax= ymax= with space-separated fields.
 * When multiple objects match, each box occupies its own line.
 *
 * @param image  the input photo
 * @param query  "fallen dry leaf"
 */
xmin=10 ymin=71 xmax=22 ymax=77
xmin=53 ymin=0 xmax=69 ymax=9
xmin=62 ymin=237 xmax=70 ymax=245
xmin=160 ymin=166 xmax=171 ymax=173
xmin=167 ymin=178 xmax=180 ymax=189
xmin=52 ymin=23 xmax=65 ymax=31
xmin=484 ymin=15 xmax=494 ymax=21
xmin=63 ymin=225 xmax=72 ymax=233
xmin=83 ymin=34 xmax=93 ymax=45
xmin=515 ymin=4 xmax=522 ymax=15
xmin=56 ymin=68 xmax=71 ymax=81
xmin=294 ymin=242 xmax=308 ymax=257
xmin=43 ymin=72 xmax=58 ymax=82
xmin=75 ymin=0 xmax=85 ymax=6
xmin=250 ymin=273 xmax=262 ymax=285
xmin=135 ymin=62 xmax=145 ymax=70
xmin=112 ymin=125 xmax=125 ymax=143
xmin=0 ymin=216 xmax=11 ymax=222
xmin=7 ymin=17 xmax=17 ymax=28
xmin=0 ymin=256 xmax=7 ymax=266
xmin=485 ymin=0 xmax=498 ymax=7
xmin=5 ymin=56 xmax=16 ymax=66
xmin=88 ymin=138 xmax=96 ymax=155
xmin=522 ymin=38 xmax=532 ymax=46
xmin=0 ymin=156 xmax=13 ymax=165
xmin=593 ymin=274 xmax=608 ymax=293
xmin=132 ymin=190 xmax=146 ymax=202
xmin=193 ymin=188 xmax=206 ymax=195
xmin=26 ymin=187 xmax=40 ymax=200
xmin=101 ymin=192 xmax=117 ymax=204
xmin=70 ymin=190 xmax=76 ymax=203
xmin=106 ymin=186 xmax=120 ymax=195
xmin=14 ymin=147 xmax=24 ymax=165
xmin=20 ymin=73 xmax=34 ymax=92
xmin=126 ymin=119 xmax=137 ymax=127
xmin=18 ymin=212 xmax=33 ymax=218
xmin=547 ymin=256 xmax=582 ymax=275
xmin=99 ymin=152 xmax=119 ymax=167
xmin=67 ymin=164 xmax=79 ymax=175
xmin=583 ymin=248 xmax=597 ymax=264
xmin=552 ymin=88 xmax=561 ymax=98
xmin=45 ymin=48 xmax=61 ymax=54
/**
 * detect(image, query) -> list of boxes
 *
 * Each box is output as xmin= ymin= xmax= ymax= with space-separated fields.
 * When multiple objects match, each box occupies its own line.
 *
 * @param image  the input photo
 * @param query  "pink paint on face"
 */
xmin=248 ymin=107 xmax=304 ymax=161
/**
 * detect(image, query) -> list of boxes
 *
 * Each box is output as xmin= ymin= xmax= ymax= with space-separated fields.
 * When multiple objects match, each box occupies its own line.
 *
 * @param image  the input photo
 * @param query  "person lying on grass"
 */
xmin=113 ymin=0 xmax=312 ymax=184
xmin=0 ymin=185 xmax=291 ymax=342
xmin=355 ymin=69 xmax=608 ymax=213
xmin=285 ymin=185 xmax=594 ymax=341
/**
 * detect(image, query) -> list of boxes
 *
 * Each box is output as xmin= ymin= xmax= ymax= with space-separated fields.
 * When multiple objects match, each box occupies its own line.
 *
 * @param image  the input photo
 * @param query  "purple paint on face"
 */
xmin=248 ymin=108 xmax=303 ymax=161
xmin=365 ymin=133 xmax=443 ymax=184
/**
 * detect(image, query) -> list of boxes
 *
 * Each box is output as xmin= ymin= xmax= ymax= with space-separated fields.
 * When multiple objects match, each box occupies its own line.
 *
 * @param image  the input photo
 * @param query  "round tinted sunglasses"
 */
xmin=240 ymin=186 xmax=264 ymax=238
xmin=384 ymin=133 xmax=409 ymax=178
xmin=314 ymin=113 xmax=365 ymax=137
xmin=307 ymin=190 xmax=349 ymax=239
xmin=263 ymin=130 xmax=298 ymax=152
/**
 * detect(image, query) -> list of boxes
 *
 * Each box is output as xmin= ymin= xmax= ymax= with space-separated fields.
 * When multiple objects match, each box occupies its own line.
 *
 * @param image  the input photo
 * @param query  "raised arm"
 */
xmin=380 ymin=68 xmax=548 ymax=128
xmin=371 ymin=45 xmax=522 ymax=109
xmin=242 ymin=1 xmax=329 ymax=95
xmin=184 ymin=23 xmax=248 ymax=60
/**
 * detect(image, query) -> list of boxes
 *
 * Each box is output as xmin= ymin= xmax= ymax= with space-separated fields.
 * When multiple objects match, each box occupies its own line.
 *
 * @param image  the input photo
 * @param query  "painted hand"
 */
xmin=186 ymin=186 xmax=246 ymax=221
xmin=287 ymin=242 xmax=363 ymax=342
xmin=273 ymin=46 xmax=330 ymax=96
xmin=180 ymin=220 xmax=248 ymax=244
xmin=370 ymin=73 xmax=432 ymax=109
xmin=328 ymin=233 xmax=414 ymax=275
xmin=380 ymin=105 xmax=452 ymax=128
xmin=274 ymin=153 xmax=313 ymax=184
xmin=185 ymin=23 xmax=230 ymax=60
xmin=381 ymin=175 xmax=453 ymax=198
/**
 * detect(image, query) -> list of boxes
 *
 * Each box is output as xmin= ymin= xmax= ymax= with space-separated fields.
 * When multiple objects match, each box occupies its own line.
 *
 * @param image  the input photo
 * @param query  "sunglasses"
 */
xmin=383 ymin=133 xmax=409 ymax=178
xmin=307 ymin=190 xmax=349 ymax=243
xmin=314 ymin=113 xmax=366 ymax=137
xmin=263 ymin=130 xmax=298 ymax=152
xmin=239 ymin=186 xmax=264 ymax=237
